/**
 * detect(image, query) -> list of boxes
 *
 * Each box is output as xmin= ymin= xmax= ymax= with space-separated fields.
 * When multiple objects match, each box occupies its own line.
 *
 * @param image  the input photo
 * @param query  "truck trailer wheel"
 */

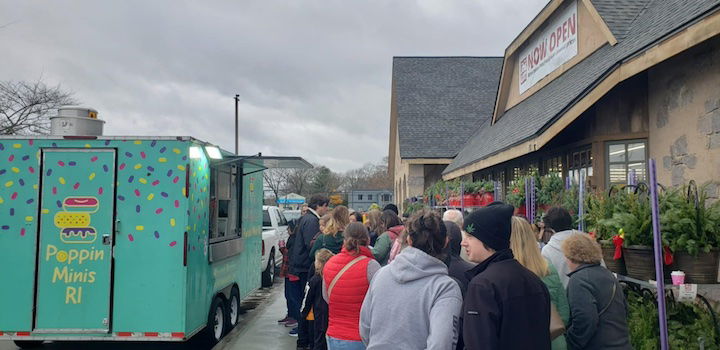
xmin=13 ymin=340 xmax=44 ymax=349
xmin=227 ymin=286 xmax=241 ymax=330
xmin=261 ymin=250 xmax=275 ymax=288
xmin=202 ymin=296 xmax=227 ymax=345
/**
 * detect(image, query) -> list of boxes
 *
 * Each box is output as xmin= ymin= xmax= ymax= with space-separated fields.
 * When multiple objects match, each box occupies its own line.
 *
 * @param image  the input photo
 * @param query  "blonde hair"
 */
xmin=325 ymin=206 xmax=350 ymax=236
xmin=319 ymin=214 xmax=331 ymax=233
xmin=510 ymin=216 xmax=549 ymax=278
xmin=562 ymin=234 xmax=603 ymax=265
xmin=314 ymin=248 xmax=335 ymax=276
xmin=366 ymin=209 xmax=383 ymax=234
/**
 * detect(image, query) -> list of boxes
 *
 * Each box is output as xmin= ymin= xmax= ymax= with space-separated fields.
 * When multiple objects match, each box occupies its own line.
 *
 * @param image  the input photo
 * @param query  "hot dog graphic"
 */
xmin=55 ymin=196 xmax=99 ymax=244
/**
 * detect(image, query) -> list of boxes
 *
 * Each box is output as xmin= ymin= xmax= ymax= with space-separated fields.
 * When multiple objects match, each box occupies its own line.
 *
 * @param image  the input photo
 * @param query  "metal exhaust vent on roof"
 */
xmin=50 ymin=106 xmax=105 ymax=136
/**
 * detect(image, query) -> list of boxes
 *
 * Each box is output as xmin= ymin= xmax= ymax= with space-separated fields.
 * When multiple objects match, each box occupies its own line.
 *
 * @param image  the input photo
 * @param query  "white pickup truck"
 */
xmin=261 ymin=205 xmax=289 ymax=287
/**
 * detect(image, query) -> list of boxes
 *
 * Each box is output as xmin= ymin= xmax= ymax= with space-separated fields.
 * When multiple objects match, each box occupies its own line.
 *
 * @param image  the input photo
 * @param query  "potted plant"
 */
xmin=479 ymin=181 xmax=495 ymax=207
xmin=661 ymin=182 xmax=720 ymax=284
xmin=586 ymin=187 xmax=627 ymax=275
xmin=537 ymin=174 xmax=564 ymax=211
xmin=506 ymin=178 xmax=526 ymax=216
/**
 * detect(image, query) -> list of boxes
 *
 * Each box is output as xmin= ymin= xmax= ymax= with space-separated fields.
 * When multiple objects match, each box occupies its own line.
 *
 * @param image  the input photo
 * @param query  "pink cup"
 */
xmin=671 ymin=271 xmax=685 ymax=285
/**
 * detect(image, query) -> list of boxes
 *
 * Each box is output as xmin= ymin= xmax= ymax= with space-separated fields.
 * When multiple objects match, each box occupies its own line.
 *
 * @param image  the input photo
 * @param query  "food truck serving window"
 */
xmin=210 ymin=164 xmax=241 ymax=243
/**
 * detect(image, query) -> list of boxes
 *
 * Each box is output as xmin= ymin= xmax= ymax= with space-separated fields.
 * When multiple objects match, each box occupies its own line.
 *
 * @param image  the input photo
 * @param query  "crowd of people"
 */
xmin=276 ymin=194 xmax=631 ymax=350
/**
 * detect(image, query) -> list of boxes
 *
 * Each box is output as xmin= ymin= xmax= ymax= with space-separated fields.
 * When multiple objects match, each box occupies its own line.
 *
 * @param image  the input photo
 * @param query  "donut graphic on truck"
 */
xmin=54 ymin=196 xmax=99 ymax=244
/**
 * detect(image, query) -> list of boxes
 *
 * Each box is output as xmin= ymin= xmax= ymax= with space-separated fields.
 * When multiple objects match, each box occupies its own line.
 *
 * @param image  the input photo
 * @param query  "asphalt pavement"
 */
xmin=0 ymin=278 xmax=297 ymax=350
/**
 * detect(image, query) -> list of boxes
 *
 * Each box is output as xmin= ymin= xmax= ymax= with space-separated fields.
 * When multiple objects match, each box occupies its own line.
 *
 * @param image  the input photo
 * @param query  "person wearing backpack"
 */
xmin=323 ymin=222 xmax=380 ymax=350
xmin=301 ymin=249 xmax=334 ymax=350
xmin=371 ymin=210 xmax=404 ymax=265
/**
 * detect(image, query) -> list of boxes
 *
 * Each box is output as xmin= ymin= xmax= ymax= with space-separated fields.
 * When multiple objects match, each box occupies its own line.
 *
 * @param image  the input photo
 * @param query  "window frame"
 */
xmin=605 ymin=139 xmax=648 ymax=188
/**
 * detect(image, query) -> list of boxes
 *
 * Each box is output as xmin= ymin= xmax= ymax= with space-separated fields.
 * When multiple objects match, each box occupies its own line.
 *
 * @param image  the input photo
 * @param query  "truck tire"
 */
xmin=201 ymin=296 xmax=226 ymax=345
xmin=226 ymin=286 xmax=241 ymax=330
xmin=261 ymin=250 xmax=275 ymax=288
xmin=13 ymin=341 xmax=44 ymax=349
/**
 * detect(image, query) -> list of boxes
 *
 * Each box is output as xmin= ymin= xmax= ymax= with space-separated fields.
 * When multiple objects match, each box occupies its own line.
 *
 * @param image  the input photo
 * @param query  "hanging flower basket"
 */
xmin=672 ymin=249 xmax=719 ymax=284
xmin=622 ymin=245 xmax=672 ymax=282
xmin=600 ymin=240 xmax=627 ymax=275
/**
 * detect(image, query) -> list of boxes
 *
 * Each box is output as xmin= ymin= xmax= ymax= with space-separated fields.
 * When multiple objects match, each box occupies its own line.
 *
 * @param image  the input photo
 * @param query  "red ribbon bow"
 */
xmin=612 ymin=235 xmax=624 ymax=260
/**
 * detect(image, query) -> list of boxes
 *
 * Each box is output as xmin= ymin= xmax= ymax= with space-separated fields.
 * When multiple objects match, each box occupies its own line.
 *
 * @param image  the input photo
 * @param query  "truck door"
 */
xmin=34 ymin=149 xmax=116 ymax=333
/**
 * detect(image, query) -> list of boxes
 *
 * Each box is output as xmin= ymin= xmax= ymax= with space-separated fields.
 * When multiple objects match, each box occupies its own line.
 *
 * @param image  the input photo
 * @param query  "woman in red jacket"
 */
xmin=322 ymin=222 xmax=380 ymax=350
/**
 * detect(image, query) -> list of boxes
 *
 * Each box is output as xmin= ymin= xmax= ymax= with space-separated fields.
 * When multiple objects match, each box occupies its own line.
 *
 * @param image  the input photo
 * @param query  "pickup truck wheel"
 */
xmin=13 ymin=341 xmax=44 ymax=349
xmin=261 ymin=250 xmax=275 ymax=288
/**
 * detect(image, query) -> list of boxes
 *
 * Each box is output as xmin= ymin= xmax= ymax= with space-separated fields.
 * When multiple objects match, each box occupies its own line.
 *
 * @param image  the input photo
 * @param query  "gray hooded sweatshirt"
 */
xmin=360 ymin=246 xmax=462 ymax=350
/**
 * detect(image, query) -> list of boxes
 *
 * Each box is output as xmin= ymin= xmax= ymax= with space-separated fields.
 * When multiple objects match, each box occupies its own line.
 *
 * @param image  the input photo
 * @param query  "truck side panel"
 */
xmin=0 ymin=140 xmax=41 ymax=331
xmin=184 ymin=150 xmax=264 ymax=334
xmin=110 ymin=140 xmax=187 ymax=333
xmin=0 ymin=139 xmax=186 ymax=335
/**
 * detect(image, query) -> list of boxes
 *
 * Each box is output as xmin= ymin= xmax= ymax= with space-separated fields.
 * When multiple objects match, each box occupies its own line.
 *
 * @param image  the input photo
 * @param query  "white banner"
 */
xmin=519 ymin=0 xmax=578 ymax=94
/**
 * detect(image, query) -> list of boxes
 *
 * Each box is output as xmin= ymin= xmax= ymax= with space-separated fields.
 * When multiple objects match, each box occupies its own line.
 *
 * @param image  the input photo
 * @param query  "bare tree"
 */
xmin=285 ymin=167 xmax=314 ymax=196
xmin=0 ymin=79 xmax=78 ymax=135
xmin=263 ymin=168 xmax=290 ymax=203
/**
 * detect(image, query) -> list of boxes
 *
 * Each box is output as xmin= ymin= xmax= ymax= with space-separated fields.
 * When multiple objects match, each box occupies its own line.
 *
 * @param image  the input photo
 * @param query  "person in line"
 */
xmin=301 ymin=248 xmax=335 ymax=350
xmin=443 ymin=221 xmax=473 ymax=295
xmin=461 ymin=202 xmax=551 ymax=350
xmin=323 ymin=222 xmax=380 ymax=350
xmin=365 ymin=209 xmax=383 ymax=247
xmin=279 ymin=219 xmax=300 ymax=328
xmin=541 ymin=207 xmax=585 ymax=288
xmin=291 ymin=195 xmax=330 ymax=349
xmin=510 ymin=216 xmax=569 ymax=350
xmin=562 ymin=234 xmax=631 ymax=350
xmin=443 ymin=220 xmax=473 ymax=350
xmin=360 ymin=210 xmax=462 ymax=350
xmin=310 ymin=206 xmax=350 ymax=263
xmin=349 ymin=210 xmax=363 ymax=223
xmin=371 ymin=210 xmax=404 ymax=265
xmin=442 ymin=209 xmax=463 ymax=228
xmin=382 ymin=204 xmax=399 ymax=216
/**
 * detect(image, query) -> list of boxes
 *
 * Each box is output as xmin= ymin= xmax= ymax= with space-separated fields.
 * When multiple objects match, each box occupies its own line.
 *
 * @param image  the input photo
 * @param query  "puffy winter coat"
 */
xmin=323 ymin=246 xmax=380 ymax=341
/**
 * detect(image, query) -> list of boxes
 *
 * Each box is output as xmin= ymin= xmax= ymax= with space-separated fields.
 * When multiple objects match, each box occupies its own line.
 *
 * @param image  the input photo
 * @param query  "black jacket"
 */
xmin=301 ymin=274 xmax=328 ymax=350
xmin=463 ymin=249 xmax=551 ymax=350
xmin=566 ymin=264 xmax=631 ymax=350
xmin=290 ymin=211 xmax=320 ymax=275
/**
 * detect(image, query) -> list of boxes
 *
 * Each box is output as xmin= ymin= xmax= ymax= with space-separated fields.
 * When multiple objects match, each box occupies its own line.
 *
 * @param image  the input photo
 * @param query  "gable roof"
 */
xmin=445 ymin=0 xmax=720 ymax=176
xmin=393 ymin=56 xmax=503 ymax=159
xmin=591 ymin=0 xmax=652 ymax=39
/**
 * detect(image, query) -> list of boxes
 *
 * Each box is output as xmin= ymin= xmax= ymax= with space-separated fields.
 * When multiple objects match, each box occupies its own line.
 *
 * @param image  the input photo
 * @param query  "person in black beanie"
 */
xmin=460 ymin=202 xmax=551 ymax=350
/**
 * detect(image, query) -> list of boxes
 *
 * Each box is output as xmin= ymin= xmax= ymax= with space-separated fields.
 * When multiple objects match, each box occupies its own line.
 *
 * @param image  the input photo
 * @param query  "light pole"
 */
xmin=234 ymin=94 xmax=239 ymax=155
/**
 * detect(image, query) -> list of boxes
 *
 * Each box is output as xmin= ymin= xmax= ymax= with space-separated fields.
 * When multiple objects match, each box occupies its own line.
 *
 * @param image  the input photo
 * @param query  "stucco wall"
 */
xmin=649 ymin=37 xmax=720 ymax=193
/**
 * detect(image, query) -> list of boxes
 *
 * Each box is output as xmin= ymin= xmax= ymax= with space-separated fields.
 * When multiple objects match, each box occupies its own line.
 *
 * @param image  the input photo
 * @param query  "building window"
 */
xmin=606 ymin=140 xmax=647 ymax=187
xmin=382 ymin=194 xmax=390 ymax=201
xmin=568 ymin=148 xmax=593 ymax=185
xmin=368 ymin=194 xmax=373 ymax=201
xmin=358 ymin=194 xmax=363 ymax=200
xmin=544 ymin=155 xmax=563 ymax=175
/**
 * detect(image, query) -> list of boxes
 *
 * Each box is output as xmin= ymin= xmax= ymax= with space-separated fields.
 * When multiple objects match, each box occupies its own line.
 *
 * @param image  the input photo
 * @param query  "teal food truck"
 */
xmin=0 ymin=107 xmax=310 ymax=347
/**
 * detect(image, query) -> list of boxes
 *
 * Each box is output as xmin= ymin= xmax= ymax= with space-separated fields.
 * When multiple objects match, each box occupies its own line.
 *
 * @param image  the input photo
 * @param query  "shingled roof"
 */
xmin=445 ymin=0 xmax=720 ymax=175
xmin=394 ymin=57 xmax=503 ymax=159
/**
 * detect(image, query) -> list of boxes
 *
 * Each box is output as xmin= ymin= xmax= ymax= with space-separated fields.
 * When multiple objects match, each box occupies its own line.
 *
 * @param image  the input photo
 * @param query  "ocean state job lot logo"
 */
xmin=54 ymin=196 xmax=99 ymax=244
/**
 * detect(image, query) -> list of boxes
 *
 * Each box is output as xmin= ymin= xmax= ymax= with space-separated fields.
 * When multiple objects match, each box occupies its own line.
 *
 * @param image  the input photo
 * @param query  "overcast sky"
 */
xmin=0 ymin=0 xmax=546 ymax=172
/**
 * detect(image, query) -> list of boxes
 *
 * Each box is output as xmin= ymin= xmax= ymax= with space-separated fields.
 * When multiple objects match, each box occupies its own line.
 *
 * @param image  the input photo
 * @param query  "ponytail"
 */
xmin=343 ymin=222 xmax=370 ymax=255
xmin=406 ymin=209 xmax=447 ymax=260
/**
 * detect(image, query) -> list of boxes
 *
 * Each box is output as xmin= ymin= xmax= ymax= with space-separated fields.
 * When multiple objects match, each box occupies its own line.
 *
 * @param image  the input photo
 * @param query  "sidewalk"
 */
xmin=215 ymin=280 xmax=297 ymax=350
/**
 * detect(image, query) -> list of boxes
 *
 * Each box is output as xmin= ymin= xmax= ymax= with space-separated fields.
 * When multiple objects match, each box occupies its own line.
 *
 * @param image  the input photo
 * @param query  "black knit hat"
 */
xmin=463 ymin=201 xmax=515 ymax=251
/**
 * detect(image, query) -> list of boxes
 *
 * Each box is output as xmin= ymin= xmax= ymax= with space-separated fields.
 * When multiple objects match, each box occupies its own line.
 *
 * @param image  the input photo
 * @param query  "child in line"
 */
xmin=301 ymin=248 xmax=334 ymax=350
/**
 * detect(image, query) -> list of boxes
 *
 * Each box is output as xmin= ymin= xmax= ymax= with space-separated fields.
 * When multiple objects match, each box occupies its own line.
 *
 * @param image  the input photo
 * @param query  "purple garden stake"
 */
xmin=460 ymin=182 xmax=465 ymax=211
xmin=529 ymin=177 xmax=536 ymax=222
xmin=565 ymin=176 xmax=571 ymax=190
xmin=628 ymin=169 xmax=637 ymax=186
xmin=649 ymin=159 xmax=670 ymax=350
xmin=525 ymin=178 xmax=531 ymax=219
xmin=578 ymin=169 xmax=585 ymax=232
xmin=494 ymin=180 xmax=502 ymax=202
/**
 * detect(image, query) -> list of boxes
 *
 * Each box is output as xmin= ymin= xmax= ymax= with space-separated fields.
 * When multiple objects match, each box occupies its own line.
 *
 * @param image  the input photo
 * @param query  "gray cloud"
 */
xmin=0 ymin=0 xmax=547 ymax=171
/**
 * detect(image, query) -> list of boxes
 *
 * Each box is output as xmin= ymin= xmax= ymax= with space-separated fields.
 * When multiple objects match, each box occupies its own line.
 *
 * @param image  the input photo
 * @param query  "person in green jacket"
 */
xmin=310 ymin=206 xmax=350 ymax=263
xmin=372 ymin=210 xmax=404 ymax=265
xmin=511 ymin=216 xmax=570 ymax=350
